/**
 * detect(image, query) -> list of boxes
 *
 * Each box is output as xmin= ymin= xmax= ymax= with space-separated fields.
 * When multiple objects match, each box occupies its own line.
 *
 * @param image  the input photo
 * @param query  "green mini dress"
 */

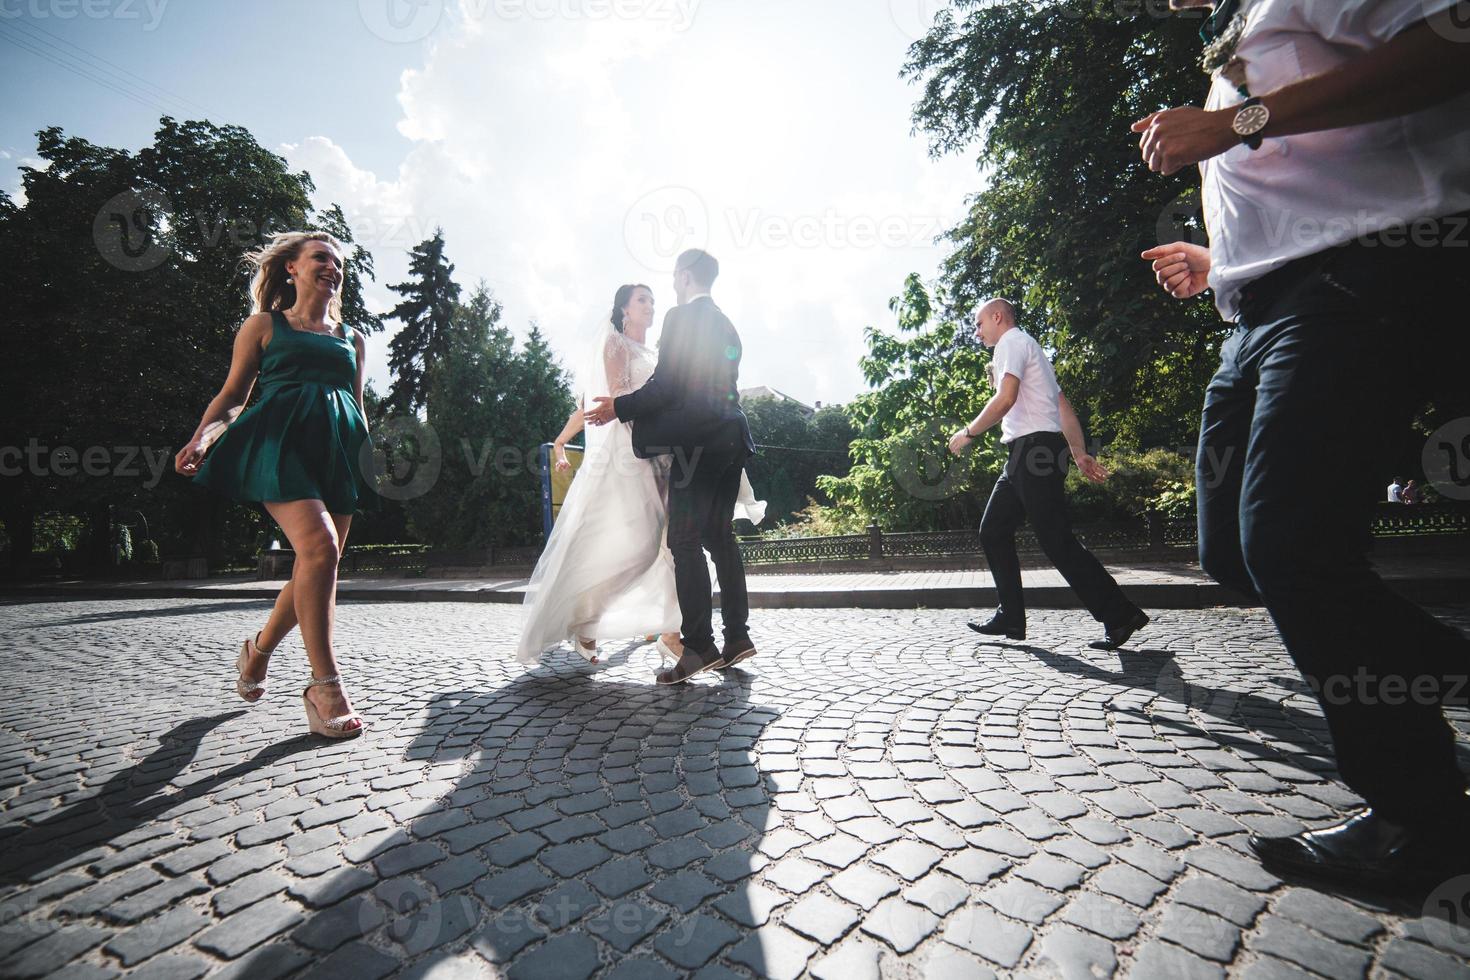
xmin=193 ymin=311 xmax=378 ymax=516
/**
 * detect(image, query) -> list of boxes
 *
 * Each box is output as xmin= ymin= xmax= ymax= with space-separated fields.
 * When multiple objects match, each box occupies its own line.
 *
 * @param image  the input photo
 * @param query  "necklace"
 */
xmin=287 ymin=309 xmax=335 ymax=336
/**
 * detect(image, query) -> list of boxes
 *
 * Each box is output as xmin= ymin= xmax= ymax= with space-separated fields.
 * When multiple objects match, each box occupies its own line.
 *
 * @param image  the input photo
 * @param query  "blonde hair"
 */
xmin=241 ymin=231 xmax=346 ymax=325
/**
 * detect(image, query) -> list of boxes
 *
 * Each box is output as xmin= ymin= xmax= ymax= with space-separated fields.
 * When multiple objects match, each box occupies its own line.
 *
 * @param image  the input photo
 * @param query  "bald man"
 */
xmin=950 ymin=299 xmax=1149 ymax=650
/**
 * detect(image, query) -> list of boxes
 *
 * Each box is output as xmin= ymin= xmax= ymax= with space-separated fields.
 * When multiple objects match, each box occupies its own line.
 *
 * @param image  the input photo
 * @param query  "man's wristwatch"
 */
xmin=1231 ymin=96 xmax=1270 ymax=150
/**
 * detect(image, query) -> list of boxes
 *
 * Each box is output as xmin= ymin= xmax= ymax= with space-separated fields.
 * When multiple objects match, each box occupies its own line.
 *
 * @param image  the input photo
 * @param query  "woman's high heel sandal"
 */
xmin=302 ymin=675 xmax=365 ymax=739
xmin=235 ymin=633 xmax=271 ymax=703
xmin=576 ymin=636 xmax=599 ymax=664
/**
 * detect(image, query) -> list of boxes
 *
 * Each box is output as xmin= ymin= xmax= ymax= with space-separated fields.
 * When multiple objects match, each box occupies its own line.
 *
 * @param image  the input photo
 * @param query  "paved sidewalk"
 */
xmin=4 ymin=554 xmax=1467 ymax=609
xmin=2 ymin=599 xmax=1469 ymax=978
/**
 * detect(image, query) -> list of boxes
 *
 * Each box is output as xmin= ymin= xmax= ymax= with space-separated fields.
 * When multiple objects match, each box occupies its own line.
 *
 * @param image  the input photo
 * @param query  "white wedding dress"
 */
xmin=515 ymin=317 xmax=765 ymax=665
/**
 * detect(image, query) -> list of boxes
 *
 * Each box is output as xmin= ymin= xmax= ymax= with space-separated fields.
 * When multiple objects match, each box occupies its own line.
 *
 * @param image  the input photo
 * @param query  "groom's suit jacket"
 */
xmin=613 ymin=295 xmax=757 ymax=460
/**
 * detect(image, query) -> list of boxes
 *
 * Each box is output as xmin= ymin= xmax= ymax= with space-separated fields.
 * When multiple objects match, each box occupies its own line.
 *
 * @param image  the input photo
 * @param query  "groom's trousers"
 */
xmin=667 ymin=437 xmax=751 ymax=655
xmin=1195 ymin=221 xmax=1470 ymax=828
xmin=979 ymin=432 xmax=1137 ymax=628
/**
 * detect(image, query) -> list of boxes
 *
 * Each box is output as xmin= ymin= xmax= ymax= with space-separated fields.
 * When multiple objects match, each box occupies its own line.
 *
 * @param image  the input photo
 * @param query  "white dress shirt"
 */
xmin=1201 ymin=0 xmax=1470 ymax=320
xmin=991 ymin=328 xmax=1062 ymax=444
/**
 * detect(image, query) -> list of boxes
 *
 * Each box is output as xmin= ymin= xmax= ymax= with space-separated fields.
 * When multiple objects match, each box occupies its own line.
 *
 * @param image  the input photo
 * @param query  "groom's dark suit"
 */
xmin=613 ymin=295 xmax=755 ymax=655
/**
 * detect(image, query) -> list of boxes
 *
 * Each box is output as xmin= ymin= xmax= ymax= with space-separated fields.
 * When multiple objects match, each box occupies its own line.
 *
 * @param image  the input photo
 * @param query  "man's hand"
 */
xmin=1132 ymin=107 xmax=1237 ymax=175
xmin=1074 ymin=453 xmax=1109 ymax=484
xmin=585 ymin=396 xmax=617 ymax=426
xmin=948 ymin=429 xmax=973 ymax=456
xmin=1140 ymin=241 xmax=1211 ymax=298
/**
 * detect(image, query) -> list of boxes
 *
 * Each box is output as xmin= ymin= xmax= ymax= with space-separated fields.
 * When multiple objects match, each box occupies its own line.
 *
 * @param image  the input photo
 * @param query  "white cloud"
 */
xmin=281 ymin=0 xmax=977 ymax=408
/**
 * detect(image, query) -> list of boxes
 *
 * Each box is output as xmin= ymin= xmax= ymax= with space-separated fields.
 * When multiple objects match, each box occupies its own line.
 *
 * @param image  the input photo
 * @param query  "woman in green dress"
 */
xmin=174 ymin=231 xmax=375 ymax=739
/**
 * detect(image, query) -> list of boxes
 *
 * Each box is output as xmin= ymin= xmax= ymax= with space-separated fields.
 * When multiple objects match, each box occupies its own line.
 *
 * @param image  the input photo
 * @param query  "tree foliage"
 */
xmin=741 ymin=398 xmax=855 ymax=527
xmin=0 ymin=117 xmax=377 ymax=568
xmin=385 ymin=229 xmax=460 ymax=416
xmin=903 ymin=1 xmax=1226 ymax=449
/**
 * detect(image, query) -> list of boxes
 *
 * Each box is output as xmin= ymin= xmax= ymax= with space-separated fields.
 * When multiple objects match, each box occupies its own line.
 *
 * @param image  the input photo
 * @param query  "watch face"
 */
xmin=1233 ymin=103 xmax=1270 ymax=137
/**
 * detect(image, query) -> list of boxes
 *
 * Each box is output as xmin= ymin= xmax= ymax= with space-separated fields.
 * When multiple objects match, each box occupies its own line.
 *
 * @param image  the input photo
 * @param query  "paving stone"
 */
xmin=1250 ymin=916 xmax=1372 ymax=979
xmin=1378 ymin=938 xmax=1470 ymax=980
xmin=649 ymin=870 xmax=722 ymax=913
xmin=474 ymin=865 xmax=553 ymax=910
xmin=783 ymin=893 xmax=860 ymax=945
xmin=1157 ymin=904 xmax=1242 ymax=963
xmin=584 ymin=857 xmax=652 ymax=899
xmin=828 ymin=865 xmax=901 ymax=910
xmin=809 ymin=938 xmax=884 ymax=980
xmin=1062 ymin=891 xmax=1142 ymax=940
xmin=872 ymin=840 xmax=943 ymax=881
xmin=714 ymin=883 xmax=787 ymax=927
xmin=1130 ymin=940 xmax=1226 ymax=980
xmin=291 ymin=895 xmax=385 ymax=952
xmin=1273 ymin=888 xmax=1385 ymax=946
xmin=763 ymin=857 xmax=829 ymax=893
xmin=1172 ymin=875 xmax=1266 ymax=927
xmin=1035 ymin=925 xmax=1119 ymax=980
xmin=653 ymin=912 xmax=739 ymax=969
xmin=646 ymin=837 xmax=712 ymax=871
xmin=588 ymin=900 xmax=667 ymax=954
xmin=505 ymin=930 xmax=600 ymax=980
xmin=103 ymin=908 xmax=210 ymax=966
xmin=941 ymin=906 xmax=1032 ymax=967
xmin=1093 ymin=863 xmax=1170 ymax=907
xmin=539 ymin=840 xmax=611 ymax=877
xmin=194 ymin=896 xmax=304 ymax=959
xmin=858 ymin=896 xmax=940 ymax=954
xmin=981 ymin=878 xmax=1065 ymax=924
xmin=726 ymin=925 xmax=819 ymax=980
xmin=904 ymin=871 xmax=970 ymax=916
xmin=938 ymin=849 xmax=1011 ymax=886
xmin=804 ymin=833 xmax=868 ymax=869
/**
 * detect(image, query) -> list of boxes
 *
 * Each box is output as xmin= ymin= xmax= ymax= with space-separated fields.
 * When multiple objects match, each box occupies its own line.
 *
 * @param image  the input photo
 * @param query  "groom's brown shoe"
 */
xmin=719 ymin=636 xmax=757 ymax=668
xmin=656 ymin=647 xmax=724 ymax=685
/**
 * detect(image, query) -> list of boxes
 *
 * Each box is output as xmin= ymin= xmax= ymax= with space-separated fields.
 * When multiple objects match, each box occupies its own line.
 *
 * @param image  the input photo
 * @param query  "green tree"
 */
xmin=385 ymin=230 xmax=461 ymax=416
xmin=903 ymin=1 xmax=1225 ymax=450
xmin=817 ymin=275 xmax=1001 ymax=531
xmin=742 ymin=397 xmax=855 ymax=527
xmin=402 ymin=288 xmax=575 ymax=549
xmin=0 ymin=117 xmax=377 ymax=571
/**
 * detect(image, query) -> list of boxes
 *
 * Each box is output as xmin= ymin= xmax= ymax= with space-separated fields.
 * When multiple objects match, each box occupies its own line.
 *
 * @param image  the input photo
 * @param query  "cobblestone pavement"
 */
xmin=2 ymin=599 xmax=1469 ymax=979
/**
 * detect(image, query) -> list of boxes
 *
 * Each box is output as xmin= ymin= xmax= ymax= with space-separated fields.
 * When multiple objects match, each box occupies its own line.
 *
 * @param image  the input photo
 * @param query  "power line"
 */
xmin=0 ymin=26 xmax=167 ymax=113
xmin=11 ymin=17 xmax=211 ymax=116
xmin=754 ymin=444 xmax=851 ymax=456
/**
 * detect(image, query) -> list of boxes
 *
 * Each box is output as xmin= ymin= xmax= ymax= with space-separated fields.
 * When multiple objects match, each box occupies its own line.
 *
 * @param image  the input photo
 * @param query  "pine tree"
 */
xmin=385 ymin=230 xmax=460 ymax=415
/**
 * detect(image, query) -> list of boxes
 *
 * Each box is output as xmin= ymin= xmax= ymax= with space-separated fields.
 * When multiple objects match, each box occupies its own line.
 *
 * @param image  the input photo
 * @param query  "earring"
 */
xmin=285 ymin=276 xmax=293 ymax=284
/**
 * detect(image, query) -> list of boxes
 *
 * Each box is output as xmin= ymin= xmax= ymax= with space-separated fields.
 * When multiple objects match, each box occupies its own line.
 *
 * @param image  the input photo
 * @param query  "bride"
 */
xmin=516 ymin=283 xmax=765 ymax=667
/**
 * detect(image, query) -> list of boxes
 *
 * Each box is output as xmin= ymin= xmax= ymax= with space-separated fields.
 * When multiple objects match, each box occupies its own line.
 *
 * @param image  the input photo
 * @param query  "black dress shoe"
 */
xmin=720 ymin=635 xmax=757 ymax=668
xmin=1249 ymin=808 xmax=1470 ymax=889
xmin=655 ymin=647 xmax=725 ymax=685
xmin=1088 ymin=608 xmax=1150 ymax=650
xmin=968 ymin=615 xmax=1025 ymax=641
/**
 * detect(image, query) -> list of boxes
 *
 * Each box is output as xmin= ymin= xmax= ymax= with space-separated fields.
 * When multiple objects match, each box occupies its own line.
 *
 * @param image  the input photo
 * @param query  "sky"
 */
xmin=1 ymin=0 xmax=979 ymax=408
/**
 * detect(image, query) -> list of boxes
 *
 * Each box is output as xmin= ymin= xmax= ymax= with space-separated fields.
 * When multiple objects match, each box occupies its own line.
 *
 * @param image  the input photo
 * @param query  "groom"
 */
xmin=586 ymin=249 xmax=758 ymax=684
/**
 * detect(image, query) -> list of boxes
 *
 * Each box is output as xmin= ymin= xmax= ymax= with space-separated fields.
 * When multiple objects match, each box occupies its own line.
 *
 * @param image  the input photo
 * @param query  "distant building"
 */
xmin=739 ymin=386 xmax=815 ymax=417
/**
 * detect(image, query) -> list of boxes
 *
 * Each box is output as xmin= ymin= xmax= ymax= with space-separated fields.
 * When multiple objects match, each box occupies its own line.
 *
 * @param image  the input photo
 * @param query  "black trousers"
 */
xmin=1196 ymin=218 xmax=1470 ymax=826
xmin=666 ymin=438 xmax=750 ymax=655
xmin=979 ymin=432 xmax=1136 ymax=627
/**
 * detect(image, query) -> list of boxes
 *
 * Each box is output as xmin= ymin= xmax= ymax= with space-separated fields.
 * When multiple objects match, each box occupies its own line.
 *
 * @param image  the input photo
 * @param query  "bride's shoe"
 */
xmin=302 ymin=675 xmax=365 ymax=739
xmin=576 ymin=636 xmax=599 ymax=664
xmin=235 ymin=633 xmax=271 ymax=702
xmin=655 ymin=633 xmax=684 ymax=666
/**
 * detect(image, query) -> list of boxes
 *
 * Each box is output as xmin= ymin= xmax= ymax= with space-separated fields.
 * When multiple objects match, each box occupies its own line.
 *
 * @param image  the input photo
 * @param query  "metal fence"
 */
xmin=257 ymin=504 xmax=1467 ymax=578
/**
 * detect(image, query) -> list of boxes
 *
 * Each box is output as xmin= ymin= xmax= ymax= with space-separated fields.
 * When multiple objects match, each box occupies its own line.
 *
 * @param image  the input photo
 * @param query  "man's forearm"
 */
xmin=968 ymin=396 xmax=1014 ymax=438
xmin=1260 ymin=16 xmax=1470 ymax=138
